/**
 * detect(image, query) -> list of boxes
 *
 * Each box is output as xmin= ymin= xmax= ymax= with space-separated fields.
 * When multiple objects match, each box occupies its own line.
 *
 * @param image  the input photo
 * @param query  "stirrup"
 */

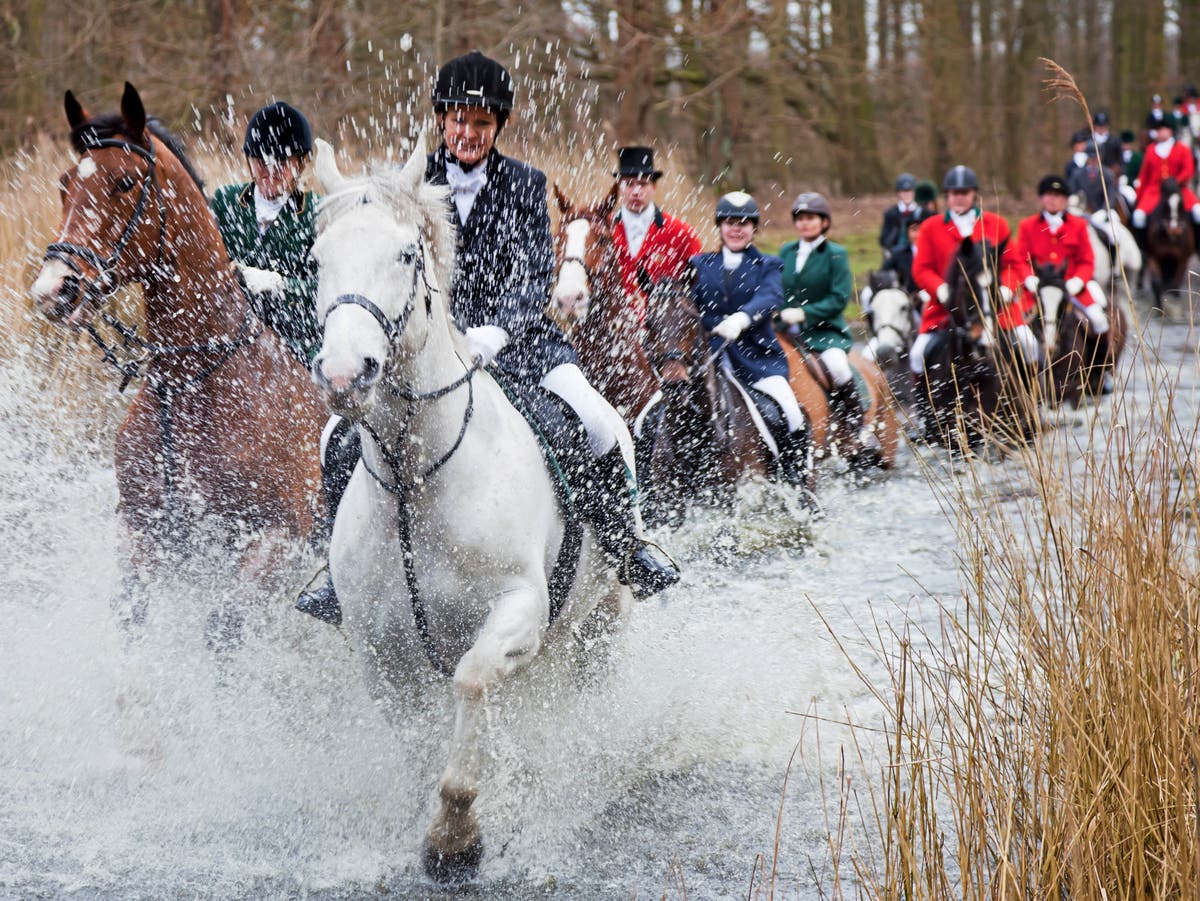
xmin=295 ymin=566 xmax=342 ymax=626
xmin=618 ymin=539 xmax=681 ymax=599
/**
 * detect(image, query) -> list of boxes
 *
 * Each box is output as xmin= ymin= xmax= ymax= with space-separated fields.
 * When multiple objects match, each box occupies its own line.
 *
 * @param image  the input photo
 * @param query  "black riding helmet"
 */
xmin=433 ymin=51 xmax=515 ymax=131
xmin=1037 ymin=174 xmax=1069 ymax=196
xmin=714 ymin=191 xmax=760 ymax=225
xmin=942 ymin=165 xmax=979 ymax=191
xmin=243 ymin=102 xmax=313 ymax=161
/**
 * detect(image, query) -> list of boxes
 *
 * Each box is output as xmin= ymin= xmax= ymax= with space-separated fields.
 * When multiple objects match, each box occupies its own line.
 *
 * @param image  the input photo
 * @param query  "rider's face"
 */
xmin=248 ymin=155 xmax=305 ymax=200
xmin=619 ymin=177 xmax=657 ymax=214
xmin=793 ymin=212 xmax=825 ymax=240
xmin=897 ymin=189 xmax=915 ymax=205
xmin=441 ymin=106 xmax=498 ymax=166
xmin=719 ymin=219 xmax=755 ymax=252
xmin=1040 ymin=192 xmax=1068 ymax=215
xmin=946 ymin=188 xmax=976 ymax=215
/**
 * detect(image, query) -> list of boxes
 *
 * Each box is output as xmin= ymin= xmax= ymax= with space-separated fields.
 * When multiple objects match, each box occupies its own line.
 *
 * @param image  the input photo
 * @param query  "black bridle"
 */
xmin=324 ymin=240 xmax=480 ymax=676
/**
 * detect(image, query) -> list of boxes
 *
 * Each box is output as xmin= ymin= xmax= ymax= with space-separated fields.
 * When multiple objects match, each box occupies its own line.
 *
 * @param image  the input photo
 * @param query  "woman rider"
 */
xmin=691 ymin=192 xmax=810 ymax=486
xmin=777 ymin=192 xmax=876 ymax=457
xmin=297 ymin=50 xmax=678 ymax=623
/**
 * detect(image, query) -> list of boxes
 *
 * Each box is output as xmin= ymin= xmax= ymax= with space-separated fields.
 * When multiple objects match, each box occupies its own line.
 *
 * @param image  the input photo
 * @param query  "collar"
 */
xmin=943 ymin=205 xmax=981 ymax=223
xmin=237 ymin=182 xmax=307 ymax=215
xmin=616 ymin=205 xmax=666 ymax=229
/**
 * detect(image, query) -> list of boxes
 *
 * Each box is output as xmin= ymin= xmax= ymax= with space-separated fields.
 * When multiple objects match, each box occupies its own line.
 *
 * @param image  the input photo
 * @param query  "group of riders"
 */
xmin=210 ymin=50 xmax=1167 ymax=622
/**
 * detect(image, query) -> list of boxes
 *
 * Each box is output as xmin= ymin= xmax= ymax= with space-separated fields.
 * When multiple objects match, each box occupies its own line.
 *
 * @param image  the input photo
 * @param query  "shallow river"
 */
xmin=1 ymin=307 xmax=1195 ymax=899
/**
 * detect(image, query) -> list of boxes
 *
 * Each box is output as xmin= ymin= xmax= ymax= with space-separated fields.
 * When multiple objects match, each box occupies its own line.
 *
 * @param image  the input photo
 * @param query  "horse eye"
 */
xmin=113 ymin=174 xmax=137 ymax=194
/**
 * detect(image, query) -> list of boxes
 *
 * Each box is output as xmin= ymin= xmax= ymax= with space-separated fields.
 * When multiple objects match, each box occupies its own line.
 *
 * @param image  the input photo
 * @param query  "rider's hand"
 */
xmin=1065 ymin=276 xmax=1085 ymax=296
xmin=936 ymin=283 xmax=951 ymax=304
xmin=998 ymin=285 xmax=1014 ymax=304
xmin=1083 ymin=303 xmax=1110 ymax=334
xmin=465 ymin=324 xmax=509 ymax=367
xmin=712 ymin=311 xmax=752 ymax=341
xmin=778 ymin=306 xmax=806 ymax=325
xmin=1024 ymin=275 xmax=1040 ymax=294
xmin=237 ymin=263 xmax=285 ymax=297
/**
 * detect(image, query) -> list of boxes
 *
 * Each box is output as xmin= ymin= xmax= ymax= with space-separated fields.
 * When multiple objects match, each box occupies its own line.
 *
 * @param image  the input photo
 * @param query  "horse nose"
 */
xmin=313 ymin=352 xmax=382 ymax=393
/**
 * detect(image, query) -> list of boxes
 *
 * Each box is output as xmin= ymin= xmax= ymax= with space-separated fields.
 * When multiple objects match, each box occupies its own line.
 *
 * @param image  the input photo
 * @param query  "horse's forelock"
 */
xmin=69 ymin=114 xmax=205 ymax=194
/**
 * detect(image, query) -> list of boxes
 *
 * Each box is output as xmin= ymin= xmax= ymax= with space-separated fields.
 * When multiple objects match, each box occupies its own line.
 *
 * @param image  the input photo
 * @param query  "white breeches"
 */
xmin=751 ymin=375 xmax=807 ymax=433
xmin=819 ymin=347 xmax=854 ymax=386
xmin=909 ymin=333 xmax=932 ymax=375
xmin=1009 ymin=324 xmax=1040 ymax=364
xmin=541 ymin=362 xmax=628 ymax=458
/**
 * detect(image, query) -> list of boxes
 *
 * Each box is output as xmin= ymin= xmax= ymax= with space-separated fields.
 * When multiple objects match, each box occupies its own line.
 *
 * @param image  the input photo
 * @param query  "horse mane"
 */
xmin=70 ymin=114 xmax=206 ymax=195
xmin=317 ymin=165 xmax=457 ymax=295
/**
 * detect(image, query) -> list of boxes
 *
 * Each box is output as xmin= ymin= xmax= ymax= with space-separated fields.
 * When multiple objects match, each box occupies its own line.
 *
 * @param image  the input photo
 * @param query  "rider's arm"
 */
xmin=741 ymin=254 xmax=785 ymax=323
xmin=801 ymin=245 xmax=853 ymax=323
xmin=490 ymin=164 xmax=555 ymax=344
xmin=1070 ymin=218 xmax=1095 ymax=285
xmin=910 ymin=219 xmax=945 ymax=298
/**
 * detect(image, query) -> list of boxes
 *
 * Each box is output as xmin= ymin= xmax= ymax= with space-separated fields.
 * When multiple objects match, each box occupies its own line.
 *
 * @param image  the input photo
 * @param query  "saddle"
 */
xmin=715 ymin=368 xmax=784 ymax=457
xmin=780 ymin=334 xmax=872 ymax=411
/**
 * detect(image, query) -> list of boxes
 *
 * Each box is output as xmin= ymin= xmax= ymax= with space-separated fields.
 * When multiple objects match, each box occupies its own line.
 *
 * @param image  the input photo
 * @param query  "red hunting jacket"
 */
xmin=912 ymin=210 xmax=1033 ymax=332
xmin=1135 ymin=140 xmax=1199 ymax=213
xmin=1015 ymin=212 xmax=1097 ymax=306
xmin=613 ymin=206 xmax=702 ymax=316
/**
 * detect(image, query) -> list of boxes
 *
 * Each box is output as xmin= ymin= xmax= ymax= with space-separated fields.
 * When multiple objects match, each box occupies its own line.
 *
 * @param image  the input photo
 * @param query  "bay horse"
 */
xmin=310 ymin=139 xmax=629 ymax=882
xmin=1031 ymin=262 xmax=1125 ymax=409
xmin=1144 ymin=178 xmax=1196 ymax=308
xmin=916 ymin=237 xmax=1019 ymax=450
xmin=29 ymin=83 xmax=325 ymax=631
xmin=640 ymin=276 xmax=799 ymax=525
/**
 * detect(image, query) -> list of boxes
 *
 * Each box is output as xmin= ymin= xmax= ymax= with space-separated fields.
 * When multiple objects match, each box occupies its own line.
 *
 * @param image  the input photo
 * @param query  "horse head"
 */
xmin=943 ymin=236 xmax=999 ymax=339
xmin=643 ymin=273 xmax=702 ymax=388
xmin=550 ymin=184 xmax=619 ymax=326
xmin=867 ymin=283 xmax=914 ymax=362
xmin=310 ymin=137 xmax=456 ymax=418
xmin=31 ymin=82 xmax=208 ymax=327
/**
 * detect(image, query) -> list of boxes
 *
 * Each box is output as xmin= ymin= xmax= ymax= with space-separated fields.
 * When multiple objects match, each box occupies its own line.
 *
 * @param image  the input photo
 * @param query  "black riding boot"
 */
xmin=776 ymin=426 xmax=813 ymax=490
xmin=295 ymin=418 xmax=361 ymax=626
xmin=911 ymin=372 xmax=936 ymax=441
xmin=587 ymin=446 xmax=680 ymax=598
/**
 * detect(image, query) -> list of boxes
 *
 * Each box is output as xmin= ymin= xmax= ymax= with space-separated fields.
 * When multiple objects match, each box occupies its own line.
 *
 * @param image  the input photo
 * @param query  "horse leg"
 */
xmin=423 ymin=585 xmax=545 ymax=882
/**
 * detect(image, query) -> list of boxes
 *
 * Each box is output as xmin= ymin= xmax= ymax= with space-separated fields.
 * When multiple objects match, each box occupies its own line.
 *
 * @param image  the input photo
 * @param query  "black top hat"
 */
xmin=615 ymin=146 xmax=663 ymax=180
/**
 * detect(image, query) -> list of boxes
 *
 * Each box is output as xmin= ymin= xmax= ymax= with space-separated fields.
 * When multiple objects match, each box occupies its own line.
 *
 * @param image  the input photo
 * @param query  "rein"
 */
xmin=327 ymin=239 xmax=480 ymax=676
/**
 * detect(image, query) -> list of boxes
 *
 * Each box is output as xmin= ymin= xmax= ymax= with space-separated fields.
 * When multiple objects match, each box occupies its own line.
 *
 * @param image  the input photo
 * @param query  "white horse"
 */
xmin=309 ymin=139 xmax=630 ymax=882
xmin=1068 ymin=192 xmax=1141 ymax=301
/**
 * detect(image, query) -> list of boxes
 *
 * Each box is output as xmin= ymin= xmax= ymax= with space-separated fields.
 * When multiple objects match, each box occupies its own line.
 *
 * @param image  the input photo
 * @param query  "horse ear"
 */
xmin=399 ymin=129 xmax=427 ymax=189
xmin=600 ymin=182 xmax=619 ymax=219
xmin=960 ymin=236 xmax=974 ymax=257
xmin=553 ymin=183 xmax=571 ymax=215
xmin=314 ymin=139 xmax=347 ymax=193
xmin=64 ymin=91 xmax=88 ymax=129
xmin=120 ymin=82 xmax=146 ymax=140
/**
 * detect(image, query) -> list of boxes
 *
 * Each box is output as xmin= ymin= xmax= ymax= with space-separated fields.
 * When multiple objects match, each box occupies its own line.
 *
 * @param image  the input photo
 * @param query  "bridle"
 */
xmin=323 ymin=237 xmax=480 ymax=676
xmin=646 ymin=286 xmax=730 ymax=382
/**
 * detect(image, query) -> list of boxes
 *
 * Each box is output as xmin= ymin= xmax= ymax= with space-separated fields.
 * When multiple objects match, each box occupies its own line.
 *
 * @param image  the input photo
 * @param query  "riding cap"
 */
xmin=432 ymin=51 xmax=515 ymax=124
xmin=913 ymin=180 xmax=938 ymax=207
xmin=1147 ymin=113 xmax=1175 ymax=133
xmin=1037 ymin=174 xmax=1070 ymax=196
xmin=894 ymin=172 xmax=917 ymax=192
xmin=1120 ymin=129 xmax=1137 ymax=143
xmin=791 ymin=191 xmax=832 ymax=223
xmin=615 ymin=146 xmax=663 ymax=181
xmin=243 ymin=102 xmax=313 ymax=160
xmin=1092 ymin=110 xmax=1110 ymax=127
xmin=942 ymin=165 xmax=979 ymax=191
xmin=1070 ymin=128 xmax=1091 ymax=145
xmin=714 ymin=191 xmax=760 ymax=224
xmin=1152 ymin=93 xmax=1164 ymax=104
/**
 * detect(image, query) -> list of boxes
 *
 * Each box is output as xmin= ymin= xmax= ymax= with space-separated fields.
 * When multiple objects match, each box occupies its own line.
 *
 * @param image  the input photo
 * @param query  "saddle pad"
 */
xmin=718 ymin=368 xmax=780 ymax=457
xmin=851 ymin=366 xmax=873 ymax=412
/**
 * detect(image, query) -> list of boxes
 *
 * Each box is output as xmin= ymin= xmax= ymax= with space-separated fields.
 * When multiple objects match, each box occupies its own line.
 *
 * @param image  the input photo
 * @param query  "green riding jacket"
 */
xmin=777 ymin=238 xmax=854 ymax=353
xmin=211 ymin=183 xmax=321 ymax=366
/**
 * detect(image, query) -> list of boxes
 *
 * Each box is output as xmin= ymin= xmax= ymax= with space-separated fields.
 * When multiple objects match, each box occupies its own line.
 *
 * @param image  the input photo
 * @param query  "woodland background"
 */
xmin=1 ymin=1 xmax=1198 ymax=201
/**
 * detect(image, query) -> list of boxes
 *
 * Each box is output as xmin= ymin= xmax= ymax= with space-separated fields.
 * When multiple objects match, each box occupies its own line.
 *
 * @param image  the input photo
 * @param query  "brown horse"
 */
xmin=641 ymin=277 xmax=792 ymax=525
xmin=1031 ymin=262 xmax=1125 ymax=409
xmin=775 ymin=333 xmax=900 ymax=470
xmin=29 ymin=83 xmax=325 ymax=631
xmin=550 ymin=185 xmax=660 ymax=427
xmin=1145 ymin=178 xmax=1196 ymax=308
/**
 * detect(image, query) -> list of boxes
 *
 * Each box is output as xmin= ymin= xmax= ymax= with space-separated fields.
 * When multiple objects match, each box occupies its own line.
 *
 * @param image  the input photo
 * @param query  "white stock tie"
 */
xmin=446 ymin=161 xmax=488 ymax=224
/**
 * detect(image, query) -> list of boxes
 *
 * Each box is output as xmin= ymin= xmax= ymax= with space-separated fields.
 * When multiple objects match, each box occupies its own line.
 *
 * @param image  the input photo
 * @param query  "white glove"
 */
xmin=936 ymin=283 xmax=951 ymax=304
xmin=778 ymin=306 xmax=806 ymax=325
xmin=465 ymin=324 xmax=509 ymax=367
xmin=999 ymin=285 xmax=1014 ymax=303
xmin=1083 ymin=303 xmax=1110 ymax=335
xmin=917 ymin=289 xmax=930 ymax=304
xmin=712 ymin=311 xmax=752 ymax=341
xmin=1024 ymin=275 xmax=1040 ymax=294
xmin=1132 ymin=208 xmax=1147 ymax=228
xmin=238 ymin=263 xmax=285 ymax=297
xmin=1065 ymin=276 xmax=1085 ymax=296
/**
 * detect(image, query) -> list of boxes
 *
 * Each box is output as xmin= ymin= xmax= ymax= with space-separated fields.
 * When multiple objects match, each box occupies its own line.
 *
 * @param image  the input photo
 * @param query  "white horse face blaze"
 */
xmin=552 ymin=218 xmax=592 ymax=322
xmin=869 ymin=288 xmax=911 ymax=353
xmin=312 ymin=207 xmax=423 ymax=415
xmin=1039 ymin=285 xmax=1064 ymax=351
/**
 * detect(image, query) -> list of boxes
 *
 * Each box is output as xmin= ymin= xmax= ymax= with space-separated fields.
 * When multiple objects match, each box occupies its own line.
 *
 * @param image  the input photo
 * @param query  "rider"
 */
xmin=611 ymin=146 xmax=702 ymax=318
xmin=1068 ymin=140 xmax=1126 ymax=219
xmin=1016 ymin=174 xmax=1110 ymax=339
xmin=1131 ymin=116 xmax=1200 ymax=246
xmin=879 ymin=172 xmax=919 ymax=263
xmin=690 ymin=192 xmax=810 ymax=485
xmin=777 ymin=192 xmax=877 ymax=456
xmin=1065 ymin=128 xmax=1092 ymax=183
xmin=909 ymin=165 xmax=1036 ymax=400
xmin=296 ymin=51 xmax=680 ymax=623
xmin=211 ymin=101 xmax=319 ymax=366
xmin=1092 ymin=110 xmax=1113 ymax=149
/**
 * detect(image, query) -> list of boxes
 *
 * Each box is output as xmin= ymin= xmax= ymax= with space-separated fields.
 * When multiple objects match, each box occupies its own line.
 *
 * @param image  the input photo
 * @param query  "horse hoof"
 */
xmin=422 ymin=836 xmax=483 ymax=883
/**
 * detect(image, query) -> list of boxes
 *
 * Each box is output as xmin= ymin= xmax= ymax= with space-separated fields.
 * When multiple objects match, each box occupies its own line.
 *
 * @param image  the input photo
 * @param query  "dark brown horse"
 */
xmin=1145 ymin=177 xmax=1196 ymax=307
xmin=1031 ymin=262 xmax=1125 ymax=409
xmin=640 ymin=276 xmax=785 ymax=525
xmin=30 ymin=83 xmax=325 ymax=629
